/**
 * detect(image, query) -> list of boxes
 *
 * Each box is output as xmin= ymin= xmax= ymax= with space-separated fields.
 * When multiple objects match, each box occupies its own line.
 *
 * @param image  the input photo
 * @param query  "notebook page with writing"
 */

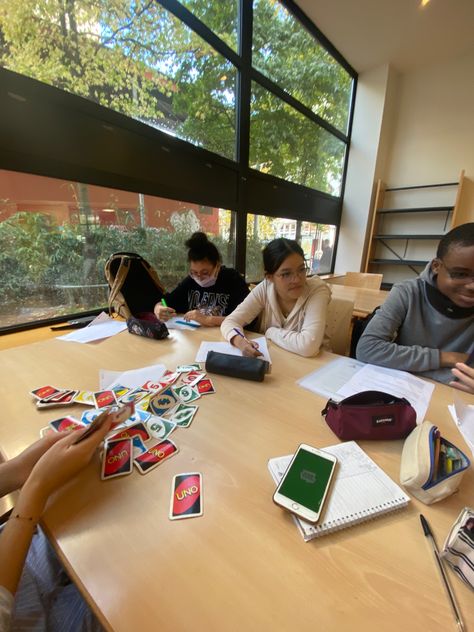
xmin=268 ymin=441 xmax=410 ymax=541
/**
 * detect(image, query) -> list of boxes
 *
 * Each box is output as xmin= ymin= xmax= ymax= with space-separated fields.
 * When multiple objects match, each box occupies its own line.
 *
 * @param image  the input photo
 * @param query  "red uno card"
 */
xmin=181 ymin=371 xmax=205 ymax=386
xmin=134 ymin=439 xmax=178 ymax=475
xmin=94 ymin=390 xmax=117 ymax=408
xmin=30 ymin=385 xmax=61 ymax=401
xmin=169 ymin=473 xmax=203 ymax=520
xmin=49 ymin=416 xmax=84 ymax=433
xmin=109 ymin=421 xmax=150 ymax=442
xmin=196 ymin=378 xmax=215 ymax=395
xmin=101 ymin=438 xmax=133 ymax=480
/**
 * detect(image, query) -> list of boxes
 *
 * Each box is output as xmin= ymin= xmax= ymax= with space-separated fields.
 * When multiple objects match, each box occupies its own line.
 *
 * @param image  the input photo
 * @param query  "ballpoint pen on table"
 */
xmin=419 ymin=514 xmax=465 ymax=632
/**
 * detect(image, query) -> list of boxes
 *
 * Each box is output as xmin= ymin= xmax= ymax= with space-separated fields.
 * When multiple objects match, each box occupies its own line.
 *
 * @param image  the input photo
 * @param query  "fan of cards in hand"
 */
xmin=29 ymin=364 xmax=216 ymax=481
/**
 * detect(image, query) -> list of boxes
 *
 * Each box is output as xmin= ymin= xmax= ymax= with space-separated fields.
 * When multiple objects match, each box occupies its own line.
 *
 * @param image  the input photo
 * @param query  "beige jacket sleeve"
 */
xmin=220 ymin=283 xmax=266 ymax=341
xmin=266 ymin=283 xmax=330 ymax=357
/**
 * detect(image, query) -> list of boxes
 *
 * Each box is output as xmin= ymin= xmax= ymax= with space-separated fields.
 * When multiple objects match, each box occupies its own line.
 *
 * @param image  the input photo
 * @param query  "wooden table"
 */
xmin=329 ymin=283 xmax=389 ymax=317
xmin=1 ymin=329 xmax=473 ymax=632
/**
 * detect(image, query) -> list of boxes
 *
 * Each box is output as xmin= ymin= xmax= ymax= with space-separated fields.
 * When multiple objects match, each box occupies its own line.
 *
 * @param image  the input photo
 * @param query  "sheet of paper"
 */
xmin=194 ymin=337 xmax=272 ymax=364
xmin=100 ymin=364 xmax=167 ymax=390
xmin=297 ymin=357 xmax=365 ymax=401
xmin=337 ymin=364 xmax=434 ymax=424
xmin=448 ymin=399 xmax=474 ymax=457
xmin=165 ymin=317 xmax=201 ymax=330
xmin=86 ymin=311 xmax=115 ymax=326
xmin=57 ymin=320 xmax=127 ymax=343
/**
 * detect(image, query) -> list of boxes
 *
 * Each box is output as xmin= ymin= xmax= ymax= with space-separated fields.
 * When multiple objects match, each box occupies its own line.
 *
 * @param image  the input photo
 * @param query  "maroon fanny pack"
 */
xmin=321 ymin=390 xmax=417 ymax=441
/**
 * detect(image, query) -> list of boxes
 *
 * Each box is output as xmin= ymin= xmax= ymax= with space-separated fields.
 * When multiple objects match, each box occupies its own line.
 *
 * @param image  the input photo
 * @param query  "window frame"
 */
xmin=0 ymin=0 xmax=357 ymax=332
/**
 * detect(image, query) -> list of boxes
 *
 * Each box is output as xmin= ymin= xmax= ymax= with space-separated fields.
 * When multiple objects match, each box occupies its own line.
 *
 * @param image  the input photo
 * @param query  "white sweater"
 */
xmin=221 ymin=276 xmax=331 ymax=357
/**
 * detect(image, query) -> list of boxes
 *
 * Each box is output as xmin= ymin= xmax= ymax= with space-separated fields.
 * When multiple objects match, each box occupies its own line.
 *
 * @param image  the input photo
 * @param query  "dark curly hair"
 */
xmin=185 ymin=232 xmax=221 ymax=264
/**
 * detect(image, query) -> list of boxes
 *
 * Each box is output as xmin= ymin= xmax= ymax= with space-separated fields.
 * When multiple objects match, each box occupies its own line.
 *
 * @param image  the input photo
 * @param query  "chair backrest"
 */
xmin=344 ymin=272 xmax=383 ymax=290
xmin=325 ymin=297 xmax=354 ymax=356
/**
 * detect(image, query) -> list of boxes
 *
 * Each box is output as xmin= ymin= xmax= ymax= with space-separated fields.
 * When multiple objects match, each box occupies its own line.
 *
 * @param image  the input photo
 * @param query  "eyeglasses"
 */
xmin=438 ymin=261 xmax=474 ymax=283
xmin=274 ymin=265 xmax=309 ymax=282
xmin=190 ymin=266 xmax=216 ymax=280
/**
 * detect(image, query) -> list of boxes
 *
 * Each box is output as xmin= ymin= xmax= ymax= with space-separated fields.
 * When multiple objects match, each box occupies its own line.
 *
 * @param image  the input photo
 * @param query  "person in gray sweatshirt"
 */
xmin=356 ymin=222 xmax=474 ymax=392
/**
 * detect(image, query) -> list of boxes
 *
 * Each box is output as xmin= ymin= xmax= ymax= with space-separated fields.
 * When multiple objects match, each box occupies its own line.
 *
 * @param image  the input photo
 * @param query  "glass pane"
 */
xmin=178 ymin=0 xmax=239 ymax=51
xmin=0 ymin=1 xmax=236 ymax=159
xmin=0 ymin=169 xmax=235 ymax=329
xmin=252 ymin=0 xmax=353 ymax=133
xmin=250 ymin=82 xmax=345 ymax=195
xmin=246 ymin=214 xmax=336 ymax=281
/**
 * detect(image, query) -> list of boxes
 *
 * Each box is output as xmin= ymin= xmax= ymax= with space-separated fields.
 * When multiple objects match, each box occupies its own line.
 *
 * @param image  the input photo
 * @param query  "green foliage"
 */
xmin=0 ymin=212 xmax=194 ymax=304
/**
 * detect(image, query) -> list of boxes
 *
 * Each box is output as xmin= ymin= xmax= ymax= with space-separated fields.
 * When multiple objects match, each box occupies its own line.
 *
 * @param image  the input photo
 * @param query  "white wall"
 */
xmin=335 ymin=64 xmax=396 ymax=273
xmin=336 ymin=47 xmax=474 ymax=276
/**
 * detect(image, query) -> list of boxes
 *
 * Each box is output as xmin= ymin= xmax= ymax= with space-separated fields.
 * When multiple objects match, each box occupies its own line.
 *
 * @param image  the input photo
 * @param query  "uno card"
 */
xmin=74 ymin=390 xmax=95 ymax=406
xmin=39 ymin=426 xmax=56 ymax=438
xmin=176 ymin=363 xmax=201 ymax=374
xmin=93 ymin=390 xmax=117 ymax=408
xmin=73 ymin=402 xmax=135 ymax=445
xmin=159 ymin=370 xmax=180 ymax=385
xmin=169 ymin=473 xmax=203 ymax=520
xmin=49 ymin=416 xmax=84 ymax=433
xmin=180 ymin=371 xmax=205 ymax=386
xmin=109 ymin=421 xmax=150 ymax=442
xmin=128 ymin=409 xmax=151 ymax=424
xmin=81 ymin=407 xmax=107 ymax=425
xmin=36 ymin=390 xmax=78 ymax=408
xmin=30 ymin=385 xmax=62 ymax=401
xmin=101 ymin=438 xmax=133 ymax=480
xmin=196 ymin=378 xmax=215 ymax=396
xmin=146 ymin=415 xmax=177 ymax=440
xmin=135 ymin=393 xmax=152 ymax=412
xmin=111 ymin=384 xmax=130 ymax=399
xmin=149 ymin=388 xmax=179 ymax=416
xmin=134 ymin=439 xmax=178 ymax=475
xmin=132 ymin=436 xmax=147 ymax=458
xmin=173 ymin=384 xmax=200 ymax=403
xmin=164 ymin=404 xmax=198 ymax=428
xmin=141 ymin=380 xmax=164 ymax=392
xmin=119 ymin=387 xmax=149 ymax=405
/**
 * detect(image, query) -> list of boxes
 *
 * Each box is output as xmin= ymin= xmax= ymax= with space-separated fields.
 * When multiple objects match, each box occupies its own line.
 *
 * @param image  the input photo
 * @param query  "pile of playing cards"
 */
xmin=30 ymin=363 xmax=216 ymax=488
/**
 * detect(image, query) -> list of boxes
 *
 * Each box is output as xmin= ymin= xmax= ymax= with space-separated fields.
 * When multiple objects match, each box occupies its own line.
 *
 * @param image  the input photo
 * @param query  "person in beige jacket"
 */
xmin=221 ymin=238 xmax=331 ymax=357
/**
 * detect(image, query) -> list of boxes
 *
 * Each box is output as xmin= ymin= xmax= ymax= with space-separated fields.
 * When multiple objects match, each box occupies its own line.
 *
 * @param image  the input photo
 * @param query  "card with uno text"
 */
xmin=109 ymin=421 xmax=150 ymax=443
xmin=49 ymin=416 xmax=84 ymax=433
xmin=36 ymin=390 xmax=78 ymax=408
xmin=196 ymin=378 xmax=215 ymax=396
xmin=169 ymin=473 xmax=203 ymax=520
xmin=134 ymin=439 xmax=179 ymax=475
xmin=101 ymin=438 xmax=133 ymax=480
xmin=30 ymin=385 xmax=62 ymax=401
xmin=93 ymin=390 xmax=117 ymax=408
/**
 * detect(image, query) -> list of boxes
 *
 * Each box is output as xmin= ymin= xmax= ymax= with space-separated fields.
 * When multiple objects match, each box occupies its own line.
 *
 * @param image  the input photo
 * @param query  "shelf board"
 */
xmin=374 ymin=234 xmax=443 ymax=240
xmin=370 ymin=259 xmax=429 ymax=266
xmin=377 ymin=206 xmax=453 ymax=214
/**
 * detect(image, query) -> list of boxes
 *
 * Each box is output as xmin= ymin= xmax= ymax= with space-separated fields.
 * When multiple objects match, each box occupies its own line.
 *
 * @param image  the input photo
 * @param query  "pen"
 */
xmin=232 ymin=327 xmax=259 ymax=350
xmin=419 ymin=514 xmax=465 ymax=632
xmin=176 ymin=319 xmax=200 ymax=328
xmin=161 ymin=298 xmax=168 ymax=308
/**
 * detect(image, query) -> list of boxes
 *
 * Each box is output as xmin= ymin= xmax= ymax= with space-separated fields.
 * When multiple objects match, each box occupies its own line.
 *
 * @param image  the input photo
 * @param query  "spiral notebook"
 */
xmin=268 ymin=441 xmax=410 ymax=541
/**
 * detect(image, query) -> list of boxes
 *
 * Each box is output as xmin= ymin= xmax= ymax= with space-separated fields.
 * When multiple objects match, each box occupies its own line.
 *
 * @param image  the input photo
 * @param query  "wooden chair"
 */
xmin=325 ymin=298 xmax=354 ymax=356
xmin=344 ymin=272 xmax=383 ymax=290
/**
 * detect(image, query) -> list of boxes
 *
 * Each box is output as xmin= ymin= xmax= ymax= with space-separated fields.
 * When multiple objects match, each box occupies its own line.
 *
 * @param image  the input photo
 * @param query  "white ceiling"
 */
xmin=294 ymin=0 xmax=474 ymax=73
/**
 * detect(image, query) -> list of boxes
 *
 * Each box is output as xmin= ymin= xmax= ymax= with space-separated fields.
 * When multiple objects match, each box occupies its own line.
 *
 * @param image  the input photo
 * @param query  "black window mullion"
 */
xmin=157 ymin=0 xmax=242 ymax=69
xmin=250 ymin=67 xmax=349 ymax=143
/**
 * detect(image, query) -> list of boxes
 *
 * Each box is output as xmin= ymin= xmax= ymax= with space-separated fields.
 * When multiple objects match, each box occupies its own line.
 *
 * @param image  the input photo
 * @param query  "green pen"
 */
xmin=161 ymin=298 xmax=168 ymax=308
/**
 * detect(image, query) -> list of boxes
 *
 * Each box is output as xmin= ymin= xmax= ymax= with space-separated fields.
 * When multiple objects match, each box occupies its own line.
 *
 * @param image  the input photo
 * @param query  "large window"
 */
xmin=0 ymin=169 xmax=234 ymax=328
xmin=0 ymin=0 xmax=356 ymax=331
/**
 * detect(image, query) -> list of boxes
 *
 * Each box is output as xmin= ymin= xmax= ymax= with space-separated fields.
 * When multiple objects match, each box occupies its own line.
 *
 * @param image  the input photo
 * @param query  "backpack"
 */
xmin=104 ymin=252 xmax=165 ymax=319
xmin=349 ymin=307 xmax=380 ymax=359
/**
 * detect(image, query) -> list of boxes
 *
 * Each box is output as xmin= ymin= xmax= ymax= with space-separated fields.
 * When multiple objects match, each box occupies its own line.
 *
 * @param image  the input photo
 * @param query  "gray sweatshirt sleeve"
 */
xmin=355 ymin=284 xmax=440 ymax=372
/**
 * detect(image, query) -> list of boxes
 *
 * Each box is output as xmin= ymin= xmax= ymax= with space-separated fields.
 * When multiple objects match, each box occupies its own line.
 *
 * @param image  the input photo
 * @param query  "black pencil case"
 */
xmin=126 ymin=317 xmax=169 ymax=340
xmin=205 ymin=351 xmax=268 ymax=382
